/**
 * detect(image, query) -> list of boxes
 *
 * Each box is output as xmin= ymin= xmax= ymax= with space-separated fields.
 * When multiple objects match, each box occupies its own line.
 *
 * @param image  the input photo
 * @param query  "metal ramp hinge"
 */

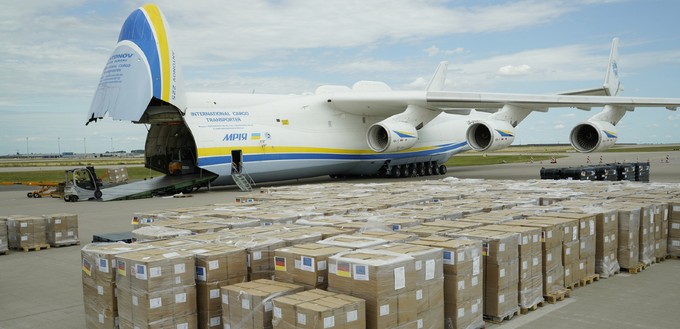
xmin=232 ymin=173 xmax=253 ymax=192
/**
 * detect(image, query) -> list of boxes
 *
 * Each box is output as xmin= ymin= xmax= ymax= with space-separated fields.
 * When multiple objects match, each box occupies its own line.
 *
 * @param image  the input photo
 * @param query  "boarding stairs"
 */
xmin=232 ymin=164 xmax=255 ymax=192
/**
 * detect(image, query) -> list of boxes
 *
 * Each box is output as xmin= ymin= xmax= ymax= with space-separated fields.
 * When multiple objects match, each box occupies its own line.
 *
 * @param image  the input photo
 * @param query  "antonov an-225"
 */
xmin=87 ymin=4 xmax=680 ymax=189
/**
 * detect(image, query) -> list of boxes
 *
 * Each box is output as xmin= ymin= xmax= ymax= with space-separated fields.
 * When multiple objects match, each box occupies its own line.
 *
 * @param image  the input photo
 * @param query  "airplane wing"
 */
xmin=325 ymin=90 xmax=680 ymax=116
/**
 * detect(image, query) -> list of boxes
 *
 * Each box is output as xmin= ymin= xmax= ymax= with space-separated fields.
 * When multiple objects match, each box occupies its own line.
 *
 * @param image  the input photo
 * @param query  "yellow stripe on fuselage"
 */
xmin=143 ymin=4 xmax=171 ymax=102
xmin=197 ymin=145 xmax=439 ymax=157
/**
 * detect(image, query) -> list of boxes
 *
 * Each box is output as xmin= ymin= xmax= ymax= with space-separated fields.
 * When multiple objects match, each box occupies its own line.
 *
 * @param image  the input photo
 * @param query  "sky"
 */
xmin=2 ymin=0 xmax=680 ymax=155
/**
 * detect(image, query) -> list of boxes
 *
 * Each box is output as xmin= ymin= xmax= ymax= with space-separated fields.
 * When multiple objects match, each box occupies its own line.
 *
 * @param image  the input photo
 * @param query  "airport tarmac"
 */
xmin=0 ymin=150 xmax=679 ymax=329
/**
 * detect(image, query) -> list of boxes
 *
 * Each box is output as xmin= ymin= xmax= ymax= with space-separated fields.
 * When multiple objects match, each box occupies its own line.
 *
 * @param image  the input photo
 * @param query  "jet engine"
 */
xmin=465 ymin=120 xmax=515 ymax=152
xmin=570 ymin=121 xmax=617 ymax=153
xmin=367 ymin=121 xmax=418 ymax=153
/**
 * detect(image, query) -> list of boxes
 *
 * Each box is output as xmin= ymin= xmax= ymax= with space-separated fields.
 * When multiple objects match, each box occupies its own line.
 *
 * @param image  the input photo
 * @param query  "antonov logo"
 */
xmin=109 ymin=53 xmax=134 ymax=60
xmin=223 ymin=133 xmax=248 ymax=141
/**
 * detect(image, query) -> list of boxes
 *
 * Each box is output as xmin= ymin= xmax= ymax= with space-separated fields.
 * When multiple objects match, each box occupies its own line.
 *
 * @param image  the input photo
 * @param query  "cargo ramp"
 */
xmin=99 ymin=173 xmax=217 ymax=201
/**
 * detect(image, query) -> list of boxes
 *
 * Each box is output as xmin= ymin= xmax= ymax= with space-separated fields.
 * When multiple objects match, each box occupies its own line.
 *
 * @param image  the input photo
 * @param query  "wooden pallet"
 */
xmin=579 ymin=274 xmax=600 ymax=287
xmin=21 ymin=244 xmax=50 ymax=252
xmin=0 ymin=249 xmax=8 ymax=255
xmin=621 ymin=263 xmax=647 ymax=274
xmin=520 ymin=301 xmax=543 ymax=314
xmin=544 ymin=288 xmax=571 ymax=304
xmin=565 ymin=281 xmax=579 ymax=290
xmin=655 ymin=255 xmax=670 ymax=262
xmin=484 ymin=310 xmax=519 ymax=324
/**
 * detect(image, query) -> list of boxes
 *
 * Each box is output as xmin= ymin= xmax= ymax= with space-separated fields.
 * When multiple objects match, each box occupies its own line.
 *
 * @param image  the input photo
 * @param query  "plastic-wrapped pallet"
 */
xmin=481 ymin=225 xmax=544 ymax=310
xmin=115 ymin=248 xmax=197 ymax=329
xmin=272 ymin=289 xmax=366 ymax=329
xmin=0 ymin=216 xmax=8 ymax=254
xmin=328 ymin=249 xmax=442 ymax=329
xmin=45 ymin=213 xmax=79 ymax=247
xmin=274 ymin=243 xmax=350 ymax=290
xmin=221 ymin=279 xmax=303 ymax=329
xmin=218 ymin=235 xmax=286 ymax=281
xmin=7 ymin=215 xmax=48 ymax=251
xmin=445 ymin=229 xmax=520 ymax=322
xmin=81 ymin=242 xmax=154 ymax=329
xmin=609 ymin=203 xmax=641 ymax=269
xmin=371 ymin=243 xmax=445 ymax=329
xmin=131 ymin=225 xmax=193 ymax=242
xmin=409 ymin=236 xmax=484 ymax=329
xmin=668 ymin=201 xmax=680 ymax=256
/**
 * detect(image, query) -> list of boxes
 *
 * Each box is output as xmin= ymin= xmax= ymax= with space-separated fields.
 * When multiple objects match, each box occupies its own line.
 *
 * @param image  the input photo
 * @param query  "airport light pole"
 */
xmin=58 ymin=137 xmax=61 ymax=155
xmin=25 ymin=137 xmax=28 ymax=155
xmin=83 ymin=137 xmax=87 ymax=155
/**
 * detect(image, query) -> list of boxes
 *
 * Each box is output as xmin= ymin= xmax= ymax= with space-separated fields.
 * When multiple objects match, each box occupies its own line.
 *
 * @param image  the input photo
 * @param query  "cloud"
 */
xmin=424 ymin=46 xmax=440 ymax=57
xmin=498 ymin=64 xmax=532 ymax=76
xmin=554 ymin=124 xmax=566 ymax=129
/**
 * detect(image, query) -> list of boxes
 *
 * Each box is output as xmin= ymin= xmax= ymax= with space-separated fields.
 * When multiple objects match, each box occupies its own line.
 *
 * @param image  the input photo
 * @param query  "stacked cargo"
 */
xmin=611 ymin=204 xmax=642 ymax=270
xmin=447 ymin=229 xmax=520 ymax=322
xmin=593 ymin=208 xmax=620 ymax=278
xmin=81 ymin=243 xmax=153 ymax=329
xmin=504 ymin=219 xmax=565 ymax=298
xmin=328 ymin=249 xmax=435 ymax=328
xmin=221 ymin=279 xmax=304 ymax=329
xmin=531 ymin=216 xmax=580 ymax=289
xmin=481 ymin=225 xmax=543 ymax=311
xmin=115 ymin=248 xmax=197 ymax=329
xmin=45 ymin=213 xmax=80 ymax=247
xmin=0 ymin=216 xmax=8 ymax=254
xmin=220 ymin=235 xmax=286 ymax=281
xmin=274 ymin=243 xmax=351 ymax=290
xmin=272 ymin=289 xmax=366 ymax=329
xmin=669 ymin=201 xmax=680 ymax=257
xmin=187 ymin=244 xmax=248 ymax=329
xmin=544 ymin=212 xmax=598 ymax=285
xmin=7 ymin=215 xmax=48 ymax=251
xmin=636 ymin=203 xmax=656 ymax=265
xmin=371 ymin=243 xmax=445 ymax=329
xmin=409 ymin=236 xmax=484 ymax=329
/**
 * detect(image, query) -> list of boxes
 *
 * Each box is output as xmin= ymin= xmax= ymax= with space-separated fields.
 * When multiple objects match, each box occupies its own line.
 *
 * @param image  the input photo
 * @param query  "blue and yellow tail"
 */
xmin=87 ymin=4 xmax=185 ymax=124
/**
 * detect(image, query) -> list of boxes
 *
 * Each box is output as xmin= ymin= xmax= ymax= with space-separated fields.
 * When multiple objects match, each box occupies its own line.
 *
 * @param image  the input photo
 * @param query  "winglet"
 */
xmin=603 ymin=38 xmax=623 ymax=96
xmin=426 ymin=61 xmax=448 ymax=92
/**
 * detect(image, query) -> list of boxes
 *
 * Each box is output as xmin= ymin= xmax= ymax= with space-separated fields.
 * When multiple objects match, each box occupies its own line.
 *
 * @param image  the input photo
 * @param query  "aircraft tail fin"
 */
xmin=87 ymin=4 xmax=185 ymax=125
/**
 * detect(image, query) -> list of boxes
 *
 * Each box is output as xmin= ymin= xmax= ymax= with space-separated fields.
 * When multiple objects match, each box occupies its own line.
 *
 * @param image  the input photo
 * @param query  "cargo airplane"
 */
xmin=87 ymin=4 xmax=680 ymax=187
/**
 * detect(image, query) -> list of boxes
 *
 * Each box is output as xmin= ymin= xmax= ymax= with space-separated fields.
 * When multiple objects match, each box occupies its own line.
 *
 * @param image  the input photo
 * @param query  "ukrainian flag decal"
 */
xmin=603 ymin=130 xmax=617 ymax=138
xmin=251 ymin=133 xmax=261 ymax=140
xmin=393 ymin=130 xmax=416 ymax=138
xmin=495 ymin=129 xmax=514 ymax=137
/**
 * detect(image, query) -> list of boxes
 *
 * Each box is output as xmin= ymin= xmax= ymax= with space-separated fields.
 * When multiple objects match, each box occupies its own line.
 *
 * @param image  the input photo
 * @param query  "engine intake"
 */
xmin=465 ymin=120 xmax=515 ymax=152
xmin=367 ymin=121 xmax=418 ymax=153
xmin=570 ymin=121 xmax=617 ymax=153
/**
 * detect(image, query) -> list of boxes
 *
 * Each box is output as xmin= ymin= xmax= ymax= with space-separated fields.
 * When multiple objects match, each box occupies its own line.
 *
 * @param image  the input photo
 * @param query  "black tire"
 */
xmin=27 ymin=192 xmax=34 ymax=198
xmin=94 ymin=190 xmax=103 ymax=199
xmin=64 ymin=195 xmax=70 ymax=202
xmin=407 ymin=164 xmax=416 ymax=176
xmin=438 ymin=165 xmax=448 ymax=175
xmin=400 ymin=165 xmax=408 ymax=178
xmin=417 ymin=165 xmax=425 ymax=176
xmin=424 ymin=164 xmax=432 ymax=176
xmin=34 ymin=193 xmax=41 ymax=198
xmin=390 ymin=166 xmax=400 ymax=178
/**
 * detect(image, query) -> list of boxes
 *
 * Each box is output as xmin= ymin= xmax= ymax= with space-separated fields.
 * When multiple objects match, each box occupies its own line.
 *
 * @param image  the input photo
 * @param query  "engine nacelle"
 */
xmin=465 ymin=120 xmax=515 ymax=152
xmin=367 ymin=121 xmax=418 ymax=153
xmin=570 ymin=121 xmax=617 ymax=153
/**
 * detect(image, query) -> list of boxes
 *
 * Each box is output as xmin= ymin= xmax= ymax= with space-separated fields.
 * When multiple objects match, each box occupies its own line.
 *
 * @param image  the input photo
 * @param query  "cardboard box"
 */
xmin=613 ymin=205 xmax=641 ymax=269
xmin=408 ymin=236 xmax=483 ymax=329
xmin=218 ymin=235 xmax=287 ymax=281
xmin=274 ymin=243 xmax=350 ymax=289
xmin=221 ymin=279 xmax=304 ymax=329
xmin=0 ymin=217 xmax=8 ymax=253
xmin=115 ymin=248 xmax=195 ymax=291
xmin=317 ymin=234 xmax=388 ymax=249
xmin=117 ymin=285 xmax=197 ymax=327
xmin=45 ymin=213 xmax=80 ymax=246
xmin=272 ymin=290 xmax=366 ymax=329
xmin=7 ymin=216 xmax=47 ymax=249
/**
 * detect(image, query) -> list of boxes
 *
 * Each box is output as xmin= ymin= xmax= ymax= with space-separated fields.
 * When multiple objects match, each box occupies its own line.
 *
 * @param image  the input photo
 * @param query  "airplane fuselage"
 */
xmin=156 ymin=92 xmax=472 ymax=185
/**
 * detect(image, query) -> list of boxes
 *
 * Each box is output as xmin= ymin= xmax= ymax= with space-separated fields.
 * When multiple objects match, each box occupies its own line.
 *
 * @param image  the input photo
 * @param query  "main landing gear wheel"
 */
xmin=438 ymin=165 xmax=448 ymax=175
xmin=390 ymin=166 xmax=401 ymax=178
xmin=94 ymin=190 xmax=103 ymax=199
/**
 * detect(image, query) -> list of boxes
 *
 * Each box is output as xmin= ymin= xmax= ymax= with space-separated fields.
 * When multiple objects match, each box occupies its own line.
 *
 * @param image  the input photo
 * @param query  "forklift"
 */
xmin=63 ymin=166 xmax=103 ymax=202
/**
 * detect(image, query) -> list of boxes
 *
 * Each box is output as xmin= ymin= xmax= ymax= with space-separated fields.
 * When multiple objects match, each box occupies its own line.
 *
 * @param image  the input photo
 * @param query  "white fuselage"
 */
xmin=182 ymin=92 xmax=473 ymax=184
